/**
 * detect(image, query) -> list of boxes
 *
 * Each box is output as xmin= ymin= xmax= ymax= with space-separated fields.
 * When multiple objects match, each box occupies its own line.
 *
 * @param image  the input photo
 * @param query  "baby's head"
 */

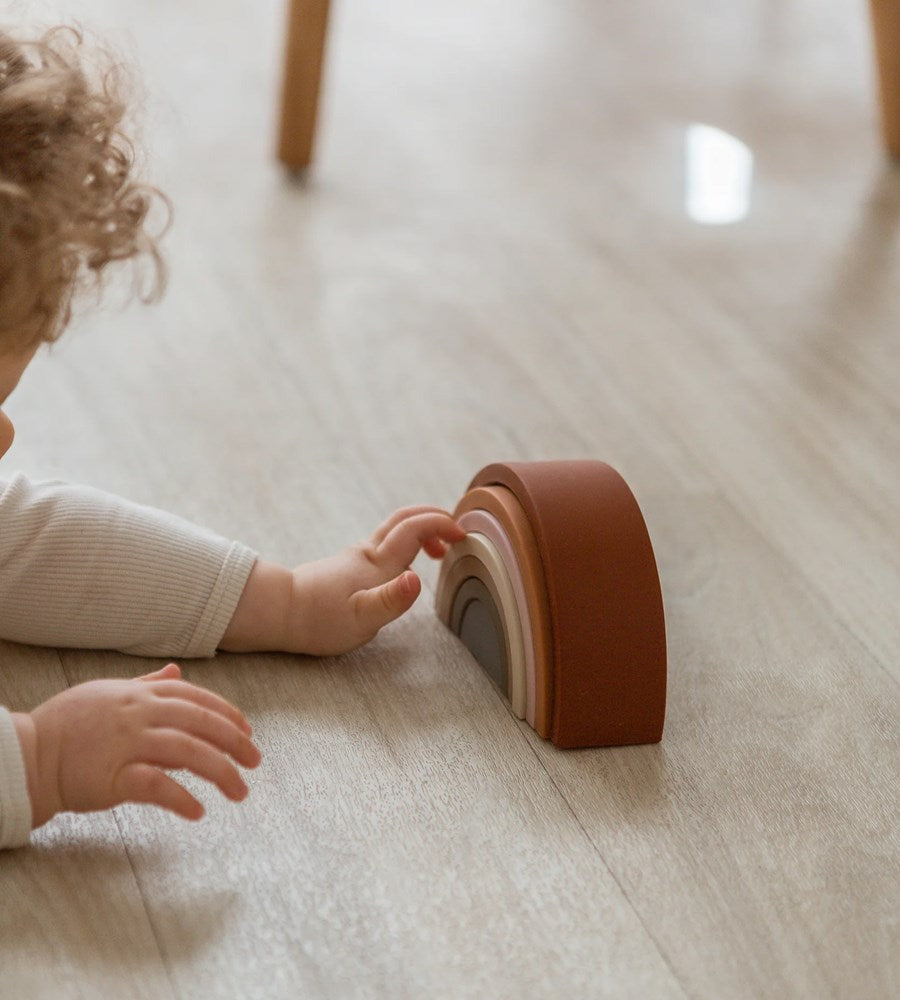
xmin=0 ymin=25 xmax=166 ymax=360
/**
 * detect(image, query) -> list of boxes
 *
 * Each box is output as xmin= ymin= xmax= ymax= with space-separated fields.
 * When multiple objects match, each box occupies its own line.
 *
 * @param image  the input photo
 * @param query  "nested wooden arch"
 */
xmin=436 ymin=462 xmax=667 ymax=749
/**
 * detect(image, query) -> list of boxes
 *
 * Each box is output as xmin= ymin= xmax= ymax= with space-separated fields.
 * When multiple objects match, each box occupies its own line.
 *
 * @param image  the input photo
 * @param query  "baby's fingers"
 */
xmin=423 ymin=537 xmax=448 ymax=559
xmin=141 ymin=729 xmax=250 ymax=802
xmin=377 ymin=512 xmax=466 ymax=576
xmin=115 ymin=762 xmax=204 ymax=821
xmin=370 ymin=506 xmax=456 ymax=546
xmin=149 ymin=679 xmax=252 ymax=736
xmin=150 ymin=698 xmax=261 ymax=769
xmin=352 ymin=570 xmax=421 ymax=637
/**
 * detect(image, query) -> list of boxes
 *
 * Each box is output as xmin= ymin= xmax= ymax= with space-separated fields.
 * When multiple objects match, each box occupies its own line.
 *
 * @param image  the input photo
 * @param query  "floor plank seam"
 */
xmin=57 ymin=648 xmax=73 ymax=689
xmin=479 ymin=638 xmax=695 ymax=1000
xmin=712 ymin=490 xmax=900 ymax=691
xmin=522 ymin=244 xmax=900 ymax=685
xmin=423 ymin=580 xmax=688 ymax=990
xmin=111 ymin=808 xmax=181 ymax=1000
xmin=516 ymin=722 xmax=694 ymax=998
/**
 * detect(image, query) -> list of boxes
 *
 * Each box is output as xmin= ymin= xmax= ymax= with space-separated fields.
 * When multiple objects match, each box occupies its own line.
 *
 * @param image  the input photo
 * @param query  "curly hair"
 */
xmin=0 ymin=25 xmax=167 ymax=354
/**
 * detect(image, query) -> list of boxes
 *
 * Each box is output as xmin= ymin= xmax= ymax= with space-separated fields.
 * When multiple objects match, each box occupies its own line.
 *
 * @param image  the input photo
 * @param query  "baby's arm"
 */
xmin=0 ymin=477 xmax=464 ymax=659
xmin=0 ymin=491 xmax=460 ymax=848
xmin=8 ymin=663 xmax=260 ymax=834
xmin=0 ymin=473 xmax=257 ymax=658
xmin=221 ymin=506 xmax=466 ymax=656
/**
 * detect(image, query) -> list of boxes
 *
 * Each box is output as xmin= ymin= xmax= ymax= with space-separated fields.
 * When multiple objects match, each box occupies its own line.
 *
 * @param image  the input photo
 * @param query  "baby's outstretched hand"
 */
xmin=12 ymin=663 xmax=261 ymax=830
xmin=286 ymin=505 xmax=466 ymax=656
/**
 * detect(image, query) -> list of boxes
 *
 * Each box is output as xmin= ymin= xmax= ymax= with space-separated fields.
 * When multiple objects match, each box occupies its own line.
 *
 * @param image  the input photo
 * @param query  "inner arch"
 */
xmin=450 ymin=577 xmax=509 ymax=699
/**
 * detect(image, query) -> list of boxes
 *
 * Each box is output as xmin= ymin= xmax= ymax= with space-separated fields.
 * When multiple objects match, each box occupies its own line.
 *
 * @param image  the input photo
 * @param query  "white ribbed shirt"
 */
xmin=0 ymin=473 xmax=258 ymax=849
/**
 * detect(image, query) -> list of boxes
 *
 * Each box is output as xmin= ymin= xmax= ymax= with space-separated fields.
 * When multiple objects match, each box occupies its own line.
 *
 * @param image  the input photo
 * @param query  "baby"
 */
xmin=0 ymin=26 xmax=464 ymax=850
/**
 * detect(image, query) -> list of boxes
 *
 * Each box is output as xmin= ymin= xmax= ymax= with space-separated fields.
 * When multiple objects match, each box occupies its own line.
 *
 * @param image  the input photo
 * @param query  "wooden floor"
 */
xmin=3 ymin=1 xmax=898 ymax=996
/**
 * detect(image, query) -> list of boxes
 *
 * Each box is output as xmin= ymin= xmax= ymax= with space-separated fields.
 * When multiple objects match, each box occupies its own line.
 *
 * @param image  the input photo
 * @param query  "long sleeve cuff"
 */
xmin=0 ymin=707 xmax=32 ymax=850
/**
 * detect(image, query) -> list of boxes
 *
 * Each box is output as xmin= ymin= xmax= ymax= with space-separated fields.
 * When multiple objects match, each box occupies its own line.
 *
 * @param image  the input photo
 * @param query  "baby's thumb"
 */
xmin=356 ymin=571 xmax=421 ymax=634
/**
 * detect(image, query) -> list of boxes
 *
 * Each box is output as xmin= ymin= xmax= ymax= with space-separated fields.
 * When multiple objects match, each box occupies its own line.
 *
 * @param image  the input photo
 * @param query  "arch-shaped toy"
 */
xmin=435 ymin=461 xmax=666 ymax=749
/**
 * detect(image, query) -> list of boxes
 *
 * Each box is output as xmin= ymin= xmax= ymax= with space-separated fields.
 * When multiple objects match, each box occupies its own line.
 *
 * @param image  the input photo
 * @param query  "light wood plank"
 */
xmin=495 ymin=172 xmax=900 ymax=679
xmin=56 ymin=636 xmax=685 ymax=999
xmin=528 ymin=491 xmax=900 ymax=999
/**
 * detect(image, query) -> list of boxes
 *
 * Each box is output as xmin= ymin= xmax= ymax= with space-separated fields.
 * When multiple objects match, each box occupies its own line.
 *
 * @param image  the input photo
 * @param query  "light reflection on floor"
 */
xmin=685 ymin=123 xmax=754 ymax=225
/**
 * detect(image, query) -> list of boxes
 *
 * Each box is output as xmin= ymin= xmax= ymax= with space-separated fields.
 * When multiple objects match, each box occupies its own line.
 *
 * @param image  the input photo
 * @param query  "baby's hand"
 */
xmin=287 ymin=505 xmax=466 ymax=656
xmin=12 ymin=663 xmax=261 ymax=830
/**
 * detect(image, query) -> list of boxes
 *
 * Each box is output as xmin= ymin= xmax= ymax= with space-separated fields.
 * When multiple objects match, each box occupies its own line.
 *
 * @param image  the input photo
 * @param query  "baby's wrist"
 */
xmin=219 ymin=559 xmax=295 ymax=653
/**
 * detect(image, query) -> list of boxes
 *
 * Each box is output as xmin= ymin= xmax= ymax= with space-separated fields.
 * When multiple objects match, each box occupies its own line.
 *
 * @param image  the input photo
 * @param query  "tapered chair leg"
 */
xmin=870 ymin=0 xmax=900 ymax=157
xmin=277 ymin=0 xmax=332 ymax=169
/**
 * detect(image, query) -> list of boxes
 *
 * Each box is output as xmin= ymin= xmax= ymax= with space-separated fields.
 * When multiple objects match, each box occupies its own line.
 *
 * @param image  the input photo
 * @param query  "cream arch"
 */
xmin=434 ymin=532 xmax=526 ymax=720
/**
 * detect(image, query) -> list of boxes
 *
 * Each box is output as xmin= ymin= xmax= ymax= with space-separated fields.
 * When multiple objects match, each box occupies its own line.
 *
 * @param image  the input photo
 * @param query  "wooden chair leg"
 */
xmin=870 ymin=0 xmax=900 ymax=157
xmin=277 ymin=0 xmax=331 ymax=169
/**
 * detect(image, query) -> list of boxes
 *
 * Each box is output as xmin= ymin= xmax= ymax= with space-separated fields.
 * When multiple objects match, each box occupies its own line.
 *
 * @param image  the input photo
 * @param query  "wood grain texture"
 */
xmin=529 ymin=490 xmax=899 ymax=999
xmin=2 ymin=0 xmax=898 ymax=997
xmin=54 ymin=633 xmax=683 ymax=999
